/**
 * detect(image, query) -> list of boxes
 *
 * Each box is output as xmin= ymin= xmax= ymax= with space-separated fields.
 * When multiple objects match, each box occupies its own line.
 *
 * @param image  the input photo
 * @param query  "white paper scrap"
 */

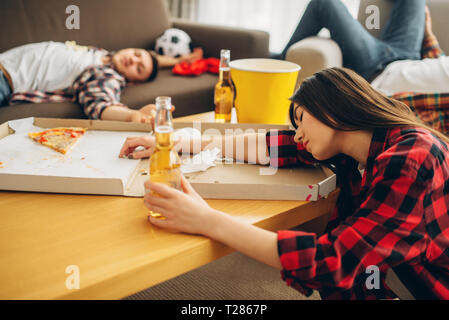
xmin=173 ymin=127 xmax=222 ymax=174
xmin=181 ymin=147 xmax=220 ymax=173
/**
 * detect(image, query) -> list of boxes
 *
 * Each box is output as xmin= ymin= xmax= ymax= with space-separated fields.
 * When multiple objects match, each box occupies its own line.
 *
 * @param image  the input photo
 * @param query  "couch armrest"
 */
xmin=171 ymin=19 xmax=269 ymax=59
xmin=286 ymin=37 xmax=343 ymax=86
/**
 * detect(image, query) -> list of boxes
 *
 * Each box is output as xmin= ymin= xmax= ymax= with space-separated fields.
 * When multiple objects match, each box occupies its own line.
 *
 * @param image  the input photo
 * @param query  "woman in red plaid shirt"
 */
xmin=121 ymin=67 xmax=449 ymax=299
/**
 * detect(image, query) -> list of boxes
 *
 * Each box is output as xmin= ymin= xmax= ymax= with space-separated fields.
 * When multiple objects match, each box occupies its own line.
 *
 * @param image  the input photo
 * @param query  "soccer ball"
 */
xmin=155 ymin=28 xmax=192 ymax=58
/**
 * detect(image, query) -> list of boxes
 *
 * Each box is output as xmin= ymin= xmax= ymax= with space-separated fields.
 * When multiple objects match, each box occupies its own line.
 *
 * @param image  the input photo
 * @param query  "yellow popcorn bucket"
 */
xmin=229 ymin=59 xmax=301 ymax=124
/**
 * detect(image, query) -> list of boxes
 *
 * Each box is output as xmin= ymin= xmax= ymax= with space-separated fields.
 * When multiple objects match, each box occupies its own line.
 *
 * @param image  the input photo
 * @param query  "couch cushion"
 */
xmin=0 ymin=102 xmax=85 ymax=124
xmin=121 ymin=69 xmax=217 ymax=117
xmin=0 ymin=0 xmax=171 ymax=53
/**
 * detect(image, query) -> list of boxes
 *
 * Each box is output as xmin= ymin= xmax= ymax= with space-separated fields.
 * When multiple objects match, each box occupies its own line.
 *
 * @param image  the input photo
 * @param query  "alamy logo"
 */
xmin=65 ymin=5 xmax=80 ymax=30
xmin=65 ymin=265 xmax=80 ymax=290
xmin=365 ymin=265 xmax=380 ymax=290
xmin=365 ymin=5 xmax=380 ymax=30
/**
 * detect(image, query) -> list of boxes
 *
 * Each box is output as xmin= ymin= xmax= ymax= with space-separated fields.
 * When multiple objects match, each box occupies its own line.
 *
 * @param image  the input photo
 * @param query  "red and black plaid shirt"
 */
xmin=266 ymin=126 xmax=449 ymax=299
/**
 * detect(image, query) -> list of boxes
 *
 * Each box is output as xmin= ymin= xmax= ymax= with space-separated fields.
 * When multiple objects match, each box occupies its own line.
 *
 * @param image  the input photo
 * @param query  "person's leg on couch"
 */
xmin=380 ymin=0 xmax=426 ymax=60
xmin=278 ymin=0 xmax=392 ymax=80
xmin=278 ymin=0 xmax=426 ymax=81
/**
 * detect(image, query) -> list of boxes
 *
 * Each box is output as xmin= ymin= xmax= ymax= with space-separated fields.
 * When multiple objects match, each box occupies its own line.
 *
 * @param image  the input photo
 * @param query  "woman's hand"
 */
xmin=119 ymin=135 xmax=156 ymax=159
xmin=144 ymin=175 xmax=216 ymax=235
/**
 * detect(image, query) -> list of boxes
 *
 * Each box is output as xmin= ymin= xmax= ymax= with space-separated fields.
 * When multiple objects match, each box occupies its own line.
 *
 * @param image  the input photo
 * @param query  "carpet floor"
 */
xmin=124 ymin=252 xmax=321 ymax=300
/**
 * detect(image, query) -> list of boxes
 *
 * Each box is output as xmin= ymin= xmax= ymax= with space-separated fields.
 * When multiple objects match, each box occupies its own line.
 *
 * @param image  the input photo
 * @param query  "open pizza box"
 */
xmin=0 ymin=117 xmax=336 ymax=201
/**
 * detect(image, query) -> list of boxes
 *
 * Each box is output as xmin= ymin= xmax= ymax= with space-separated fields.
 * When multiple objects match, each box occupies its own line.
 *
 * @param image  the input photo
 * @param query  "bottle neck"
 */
xmin=219 ymin=67 xmax=231 ymax=81
xmin=154 ymin=96 xmax=173 ymax=149
xmin=219 ymin=49 xmax=231 ymax=82
xmin=155 ymin=126 xmax=174 ymax=150
xmin=154 ymin=108 xmax=173 ymax=131
xmin=155 ymin=96 xmax=172 ymax=126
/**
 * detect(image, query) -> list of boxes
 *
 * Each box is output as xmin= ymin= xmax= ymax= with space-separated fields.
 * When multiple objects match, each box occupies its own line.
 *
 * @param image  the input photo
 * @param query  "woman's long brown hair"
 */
xmin=289 ymin=67 xmax=449 ymax=144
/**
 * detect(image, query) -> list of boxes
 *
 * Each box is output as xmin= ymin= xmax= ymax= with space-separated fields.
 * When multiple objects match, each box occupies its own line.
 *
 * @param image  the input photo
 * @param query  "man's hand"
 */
xmin=157 ymin=47 xmax=204 ymax=68
xmin=129 ymin=103 xmax=175 ymax=128
xmin=129 ymin=105 xmax=155 ymax=125
xmin=179 ymin=47 xmax=204 ymax=64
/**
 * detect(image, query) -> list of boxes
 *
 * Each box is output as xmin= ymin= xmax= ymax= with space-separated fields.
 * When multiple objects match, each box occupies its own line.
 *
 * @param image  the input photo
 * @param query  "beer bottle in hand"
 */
xmin=149 ymin=96 xmax=181 ymax=219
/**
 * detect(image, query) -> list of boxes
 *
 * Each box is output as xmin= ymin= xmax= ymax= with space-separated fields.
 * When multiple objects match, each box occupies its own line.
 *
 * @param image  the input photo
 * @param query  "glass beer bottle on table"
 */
xmin=214 ymin=49 xmax=235 ymax=123
xmin=148 ymin=96 xmax=181 ymax=219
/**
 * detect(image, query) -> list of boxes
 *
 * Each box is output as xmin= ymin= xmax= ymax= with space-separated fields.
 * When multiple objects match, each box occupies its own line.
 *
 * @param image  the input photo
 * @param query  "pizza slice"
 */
xmin=28 ymin=127 xmax=87 ymax=154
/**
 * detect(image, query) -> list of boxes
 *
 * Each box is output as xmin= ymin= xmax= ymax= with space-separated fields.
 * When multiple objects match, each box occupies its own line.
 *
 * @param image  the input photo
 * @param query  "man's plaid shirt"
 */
xmin=392 ymin=32 xmax=449 ymax=134
xmin=267 ymin=126 xmax=449 ymax=299
xmin=8 ymin=48 xmax=126 ymax=120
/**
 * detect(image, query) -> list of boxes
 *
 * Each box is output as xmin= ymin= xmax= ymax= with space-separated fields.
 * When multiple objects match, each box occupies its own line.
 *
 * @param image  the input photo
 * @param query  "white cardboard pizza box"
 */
xmin=0 ymin=118 xmax=336 ymax=200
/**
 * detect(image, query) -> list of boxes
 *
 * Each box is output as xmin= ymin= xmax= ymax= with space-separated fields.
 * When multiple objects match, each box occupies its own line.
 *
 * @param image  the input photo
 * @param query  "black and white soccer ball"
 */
xmin=155 ymin=28 xmax=192 ymax=58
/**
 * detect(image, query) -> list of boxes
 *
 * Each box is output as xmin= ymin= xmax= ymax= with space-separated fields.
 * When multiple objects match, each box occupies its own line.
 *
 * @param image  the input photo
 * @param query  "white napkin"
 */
xmin=173 ymin=128 xmax=223 ymax=174
xmin=181 ymin=147 xmax=221 ymax=173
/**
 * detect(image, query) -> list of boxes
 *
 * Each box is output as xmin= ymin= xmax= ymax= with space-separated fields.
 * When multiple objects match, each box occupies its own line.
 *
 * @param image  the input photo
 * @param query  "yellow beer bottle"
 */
xmin=214 ymin=49 xmax=235 ymax=123
xmin=149 ymin=96 xmax=181 ymax=218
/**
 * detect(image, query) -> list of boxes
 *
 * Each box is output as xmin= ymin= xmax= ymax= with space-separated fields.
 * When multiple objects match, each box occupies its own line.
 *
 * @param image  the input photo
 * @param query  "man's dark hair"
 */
xmin=147 ymin=50 xmax=159 ymax=82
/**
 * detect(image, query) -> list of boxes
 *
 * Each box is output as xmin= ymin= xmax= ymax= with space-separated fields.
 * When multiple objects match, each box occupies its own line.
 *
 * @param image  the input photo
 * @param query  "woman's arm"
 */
xmin=145 ymin=176 xmax=282 ymax=269
xmin=120 ymin=131 xmax=270 ymax=165
xmin=208 ymin=209 xmax=282 ymax=269
xmin=175 ymin=132 xmax=270 ymax=165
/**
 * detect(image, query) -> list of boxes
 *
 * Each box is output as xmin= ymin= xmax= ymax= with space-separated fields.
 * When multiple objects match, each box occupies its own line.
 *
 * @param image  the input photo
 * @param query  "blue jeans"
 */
xmin=279 ymin=0 xmax=425 ymax=81
xmin=0 ymin=69 xmax=12 ymax=106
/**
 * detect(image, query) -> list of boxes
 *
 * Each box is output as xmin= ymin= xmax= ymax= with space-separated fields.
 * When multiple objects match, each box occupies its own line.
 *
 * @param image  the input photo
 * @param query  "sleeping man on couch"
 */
xmin=0 ymin=40 xmax=203 ymax=123
xmin=277 ymin=0 xmax=449 ymax=134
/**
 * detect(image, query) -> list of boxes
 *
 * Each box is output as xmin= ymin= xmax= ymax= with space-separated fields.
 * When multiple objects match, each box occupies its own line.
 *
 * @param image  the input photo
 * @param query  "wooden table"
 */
xmin=0 ymin=112 xmax=339 ymax=299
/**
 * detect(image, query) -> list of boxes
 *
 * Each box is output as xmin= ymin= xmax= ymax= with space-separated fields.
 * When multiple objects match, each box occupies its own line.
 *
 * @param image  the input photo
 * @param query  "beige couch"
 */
xmin=0 ymin=0 xmax=269 ymax=124
xmin=286 ymin=0 xmax=449 ymax=85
